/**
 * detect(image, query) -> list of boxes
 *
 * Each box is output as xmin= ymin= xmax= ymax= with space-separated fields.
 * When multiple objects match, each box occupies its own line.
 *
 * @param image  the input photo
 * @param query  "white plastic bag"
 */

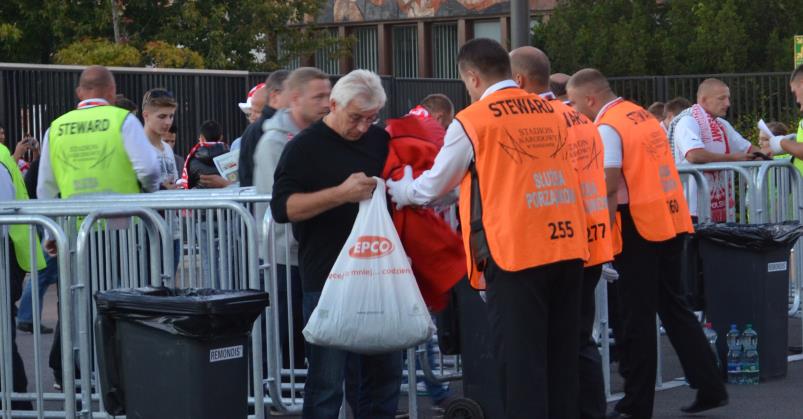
xmin=302 ymin=178 xmax=435 ymax=354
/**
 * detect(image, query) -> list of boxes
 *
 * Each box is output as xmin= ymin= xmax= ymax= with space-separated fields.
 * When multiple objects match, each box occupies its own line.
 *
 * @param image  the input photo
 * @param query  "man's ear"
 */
xmin=464 ymin=70 xmax=480 ymax=91
xmin=586 ymin=94 xmax=597 ymax=110
xmin=513 ymin=73 xmax=525 ymax=89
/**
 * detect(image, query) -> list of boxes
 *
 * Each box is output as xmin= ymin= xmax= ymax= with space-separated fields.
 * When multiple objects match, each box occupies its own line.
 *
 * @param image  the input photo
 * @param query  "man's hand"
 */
xmin=199 ymin=174 xmax=232 ymax=189
xmin=386 ymin=165 xmax=415 ymax=209
xmin=728 ymin=152 xmax=752 ymax=162
xmin=769 ymin=134 xmax=797 ymax=155
xmin=337 ymin=172 xmax=376 ymax=203
xmin=44 ymin=239 xmax=57 ymax=257
xmin=161 ymin=181 xmax=179 ymax=190
xmin=12 ymin=139 xmax=31 ymax=161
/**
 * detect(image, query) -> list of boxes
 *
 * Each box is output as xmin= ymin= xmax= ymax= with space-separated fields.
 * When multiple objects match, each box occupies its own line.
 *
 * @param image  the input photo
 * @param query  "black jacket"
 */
xmin=186 ymin=142 xmax=229 ymax=189
xmin=238 ymin=105 xmax=277 ymax=186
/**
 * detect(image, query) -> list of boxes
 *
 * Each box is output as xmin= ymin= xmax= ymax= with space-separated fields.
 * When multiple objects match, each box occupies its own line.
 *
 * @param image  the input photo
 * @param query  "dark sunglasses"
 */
xmin=148 ymin=89 xmax=174 ymax=99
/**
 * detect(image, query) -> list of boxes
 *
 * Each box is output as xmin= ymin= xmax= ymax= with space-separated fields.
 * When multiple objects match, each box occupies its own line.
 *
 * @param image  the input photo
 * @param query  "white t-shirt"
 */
xmin=154 ymin=140 xmax=179 ymax=186
xmin=599 ymin=124 xmax=629 ymax=205
xmin=672 ymin=114 xmax=751 ymax=218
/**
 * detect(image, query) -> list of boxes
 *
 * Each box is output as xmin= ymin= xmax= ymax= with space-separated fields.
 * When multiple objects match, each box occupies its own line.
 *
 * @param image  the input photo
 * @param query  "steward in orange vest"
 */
xmin=597 ymin=98 xmax=694 ymax=249
xmin=388 ymin=38 xmax=587 ymax=419
xmin=454 ymin=87 xmax=589 ymax=284
xmin=510 ymin=45 xmax=612 ymax=419
xmin=567 ymin=68 xmax=727 ymax=419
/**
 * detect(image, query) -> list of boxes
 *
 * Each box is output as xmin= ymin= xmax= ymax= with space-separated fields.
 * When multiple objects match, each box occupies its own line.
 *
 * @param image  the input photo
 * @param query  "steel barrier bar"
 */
xmin=0 ymin=214 xmax=73 ymax=418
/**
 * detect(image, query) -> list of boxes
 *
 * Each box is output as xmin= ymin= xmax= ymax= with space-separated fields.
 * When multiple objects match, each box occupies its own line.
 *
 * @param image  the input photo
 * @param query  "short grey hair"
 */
xmin=265 ymin=70 xmax=290 ymax=93
xmin=330 ymin=69 xmax=386 ymax=111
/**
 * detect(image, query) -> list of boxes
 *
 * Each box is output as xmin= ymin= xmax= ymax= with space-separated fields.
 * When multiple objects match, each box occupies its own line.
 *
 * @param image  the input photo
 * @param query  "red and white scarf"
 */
xmin=690 ymin=104 xmax=730 ymax=153
xmin=689 ymin=104 xmax=734 ymax=221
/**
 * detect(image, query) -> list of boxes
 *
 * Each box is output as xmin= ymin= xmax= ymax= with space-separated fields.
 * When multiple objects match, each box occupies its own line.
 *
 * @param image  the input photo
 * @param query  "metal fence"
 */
xmin=2 ymin=63 xmax=799 ymax=158
xmin=608 ymin=72 xmax=800 ymax=126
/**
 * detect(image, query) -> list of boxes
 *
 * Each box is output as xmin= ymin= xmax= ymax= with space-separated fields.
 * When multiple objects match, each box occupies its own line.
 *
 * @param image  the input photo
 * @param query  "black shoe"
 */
xmin=606 ymin=411 xmax=633 ymax=419
xmin=680 ymin=395 xmax=729 ymax=413
xmin=17 ymin=322 xmax=54 ymax=334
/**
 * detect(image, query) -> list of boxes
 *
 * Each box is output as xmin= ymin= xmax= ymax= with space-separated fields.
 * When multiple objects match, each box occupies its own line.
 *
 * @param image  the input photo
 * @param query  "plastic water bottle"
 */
xmin=703 ymin=322 xmax=721 ymax=371
xmin=726 ymin=324 xmax=742 ymax=384
xmin=741 ymin=324 xmax=760 ymax=385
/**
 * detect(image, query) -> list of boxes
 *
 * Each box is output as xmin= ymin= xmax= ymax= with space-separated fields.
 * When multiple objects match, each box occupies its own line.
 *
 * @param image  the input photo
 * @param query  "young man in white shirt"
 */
xmin=141 ymin=88 xmax=179 ymax=190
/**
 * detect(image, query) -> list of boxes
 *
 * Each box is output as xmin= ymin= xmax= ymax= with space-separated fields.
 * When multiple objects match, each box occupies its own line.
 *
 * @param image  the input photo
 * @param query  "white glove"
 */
xmin=601 ymin=262 xmax=619 ymax=283
xmin=769 ymin=134 xmax=796 ymax=154
xmin=386 ymin=165 xmax=415 ymax=209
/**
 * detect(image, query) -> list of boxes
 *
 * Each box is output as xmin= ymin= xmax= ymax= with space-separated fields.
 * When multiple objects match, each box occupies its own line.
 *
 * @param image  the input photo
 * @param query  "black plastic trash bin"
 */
xmin=697 ymin=222 xmax=803 ymax=381
xmin=94 ymin=287 xmax=268 ymax=419
xmin=435 ymin=278 xmax=504 ymax=419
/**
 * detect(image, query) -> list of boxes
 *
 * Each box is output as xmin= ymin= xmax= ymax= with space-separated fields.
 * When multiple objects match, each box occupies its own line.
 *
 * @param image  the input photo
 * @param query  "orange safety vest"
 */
xmin=456 ymin=87 xmax=589 ymax=289
xmin=550 ymin=99 xmax=613 ymax=267
xmin=596 ymin=99 xmax=694 ymax=245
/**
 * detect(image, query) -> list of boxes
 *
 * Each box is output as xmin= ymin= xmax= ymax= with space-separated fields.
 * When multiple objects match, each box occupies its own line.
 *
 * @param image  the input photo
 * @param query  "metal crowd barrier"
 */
xmin=4 ymin=193 xmax=266 ymax=418
xmin=9 ymin=160 xmax=799 ymax=418
xmin=0 ymin=214 xmax=73 ymax=418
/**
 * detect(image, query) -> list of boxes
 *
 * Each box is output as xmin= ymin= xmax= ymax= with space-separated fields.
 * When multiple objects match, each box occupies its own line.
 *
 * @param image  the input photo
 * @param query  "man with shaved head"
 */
xmin=667 ymin=78 xmax=759 ymax=222
xmin=511 ymin=46 xmax=610 ymax=419
xmin=568 ymin=69 xmax=727 ymax=418
xmin=37 ymin=65 xmax=160 ymax=389
xmin=38 ymin=65 xmax=160 ymax=202
xmin=550 ymin=72 xmax=571 ymax=103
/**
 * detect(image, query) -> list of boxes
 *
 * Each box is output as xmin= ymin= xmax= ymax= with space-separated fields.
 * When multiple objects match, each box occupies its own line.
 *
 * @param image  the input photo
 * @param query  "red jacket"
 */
xmin=383 ymin=115 xmax=466 ymax=312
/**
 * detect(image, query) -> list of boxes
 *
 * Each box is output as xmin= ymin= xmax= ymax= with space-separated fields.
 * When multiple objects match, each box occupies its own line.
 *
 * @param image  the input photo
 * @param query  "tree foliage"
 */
xmin=53 ymin=37 xmax=142 ymax=67
xmin=143 ymin=41 xmax=204 ymax=69
xmin=534 ymin=0 xmax=803 ymax=76
xmin=0 ymin=0 xmax=349 ymax=70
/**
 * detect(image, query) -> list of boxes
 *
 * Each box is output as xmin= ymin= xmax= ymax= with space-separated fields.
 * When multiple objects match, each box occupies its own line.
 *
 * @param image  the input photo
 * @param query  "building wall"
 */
xmin=290 ymin=0 xmax=557 ymax=77
xmin=320 ymin=0 xmax=556 ymax=23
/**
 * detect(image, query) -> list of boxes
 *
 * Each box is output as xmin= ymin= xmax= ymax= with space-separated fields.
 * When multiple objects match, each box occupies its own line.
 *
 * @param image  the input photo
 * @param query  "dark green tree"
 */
xmin=534 ymin=0 xmax=802 ymax=76
xmin=0 ymin=0 xmax=351 ymax=70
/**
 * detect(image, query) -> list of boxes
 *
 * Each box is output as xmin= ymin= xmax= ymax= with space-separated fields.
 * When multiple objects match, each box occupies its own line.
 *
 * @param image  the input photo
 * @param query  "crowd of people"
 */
xmin=2 ymin=38 xmax=803 ymax=419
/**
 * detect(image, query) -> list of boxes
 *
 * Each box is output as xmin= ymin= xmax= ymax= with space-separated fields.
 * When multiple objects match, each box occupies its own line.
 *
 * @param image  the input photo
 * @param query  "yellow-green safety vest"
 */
xmin=795 ymin=120 xmax=803 ymax=175
xmin=48 ymin=106 xmax=140 ymax=199
xmin=0 ymin=145 xmax=46 ymax=272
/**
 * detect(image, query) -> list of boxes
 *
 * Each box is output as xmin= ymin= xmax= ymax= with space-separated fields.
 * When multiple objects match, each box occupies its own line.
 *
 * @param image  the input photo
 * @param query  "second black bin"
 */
xmin=697 ymin=222 xmax=802 ymax=381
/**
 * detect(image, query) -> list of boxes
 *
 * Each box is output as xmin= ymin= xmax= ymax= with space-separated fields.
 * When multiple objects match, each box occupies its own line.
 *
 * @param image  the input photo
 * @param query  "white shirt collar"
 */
xmin=594 ymin=97 xmax=624 ymax=124
xmin=480 ymin=80 xmax=519 ymax=100
xmin=539 ymin=91 xmax=557 ymax=100
xmin=77 ymin=98 xmax=110 ymax=109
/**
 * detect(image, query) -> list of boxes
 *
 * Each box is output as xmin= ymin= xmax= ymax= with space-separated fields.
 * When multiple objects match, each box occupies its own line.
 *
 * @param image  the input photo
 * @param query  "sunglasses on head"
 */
xmin=148 ymin=89 xmax=174 ymax=99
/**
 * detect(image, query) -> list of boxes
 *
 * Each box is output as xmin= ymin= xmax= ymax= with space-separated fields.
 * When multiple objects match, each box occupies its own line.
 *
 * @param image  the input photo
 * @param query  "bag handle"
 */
xmin=372 ymin=177 xmax=386 ymax=197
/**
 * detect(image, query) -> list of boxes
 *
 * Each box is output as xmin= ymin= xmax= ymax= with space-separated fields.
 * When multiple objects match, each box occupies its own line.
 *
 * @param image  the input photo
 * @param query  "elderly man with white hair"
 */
xmin=270 ymin=70 xmax=401 ymax=419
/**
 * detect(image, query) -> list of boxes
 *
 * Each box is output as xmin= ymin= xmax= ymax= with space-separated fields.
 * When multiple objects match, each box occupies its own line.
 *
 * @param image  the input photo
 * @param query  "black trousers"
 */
xmin=2 ymin=246 xmax=33 ymax=411
xmin=579 ymin=265 xmax=606 ymax=419
xmin=485 ymin=257 xmax=583 ymax=419
xmin=613 ymin=207 xmax=725 ymax=418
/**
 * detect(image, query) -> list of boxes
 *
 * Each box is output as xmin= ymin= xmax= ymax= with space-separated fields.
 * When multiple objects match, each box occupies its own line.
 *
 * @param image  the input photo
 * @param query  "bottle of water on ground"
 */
xmin=726 ymin=324 xmax=742 ymax=384
xmin=741 ymin=324 xmax=760 ymax=385
xmin=703 ymin=322 xmax=721 ymax=371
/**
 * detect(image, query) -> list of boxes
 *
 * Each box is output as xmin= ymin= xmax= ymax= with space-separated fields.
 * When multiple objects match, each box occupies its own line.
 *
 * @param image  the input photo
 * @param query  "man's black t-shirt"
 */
xmin=271 ymin=120 xmax=389 ymax=292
